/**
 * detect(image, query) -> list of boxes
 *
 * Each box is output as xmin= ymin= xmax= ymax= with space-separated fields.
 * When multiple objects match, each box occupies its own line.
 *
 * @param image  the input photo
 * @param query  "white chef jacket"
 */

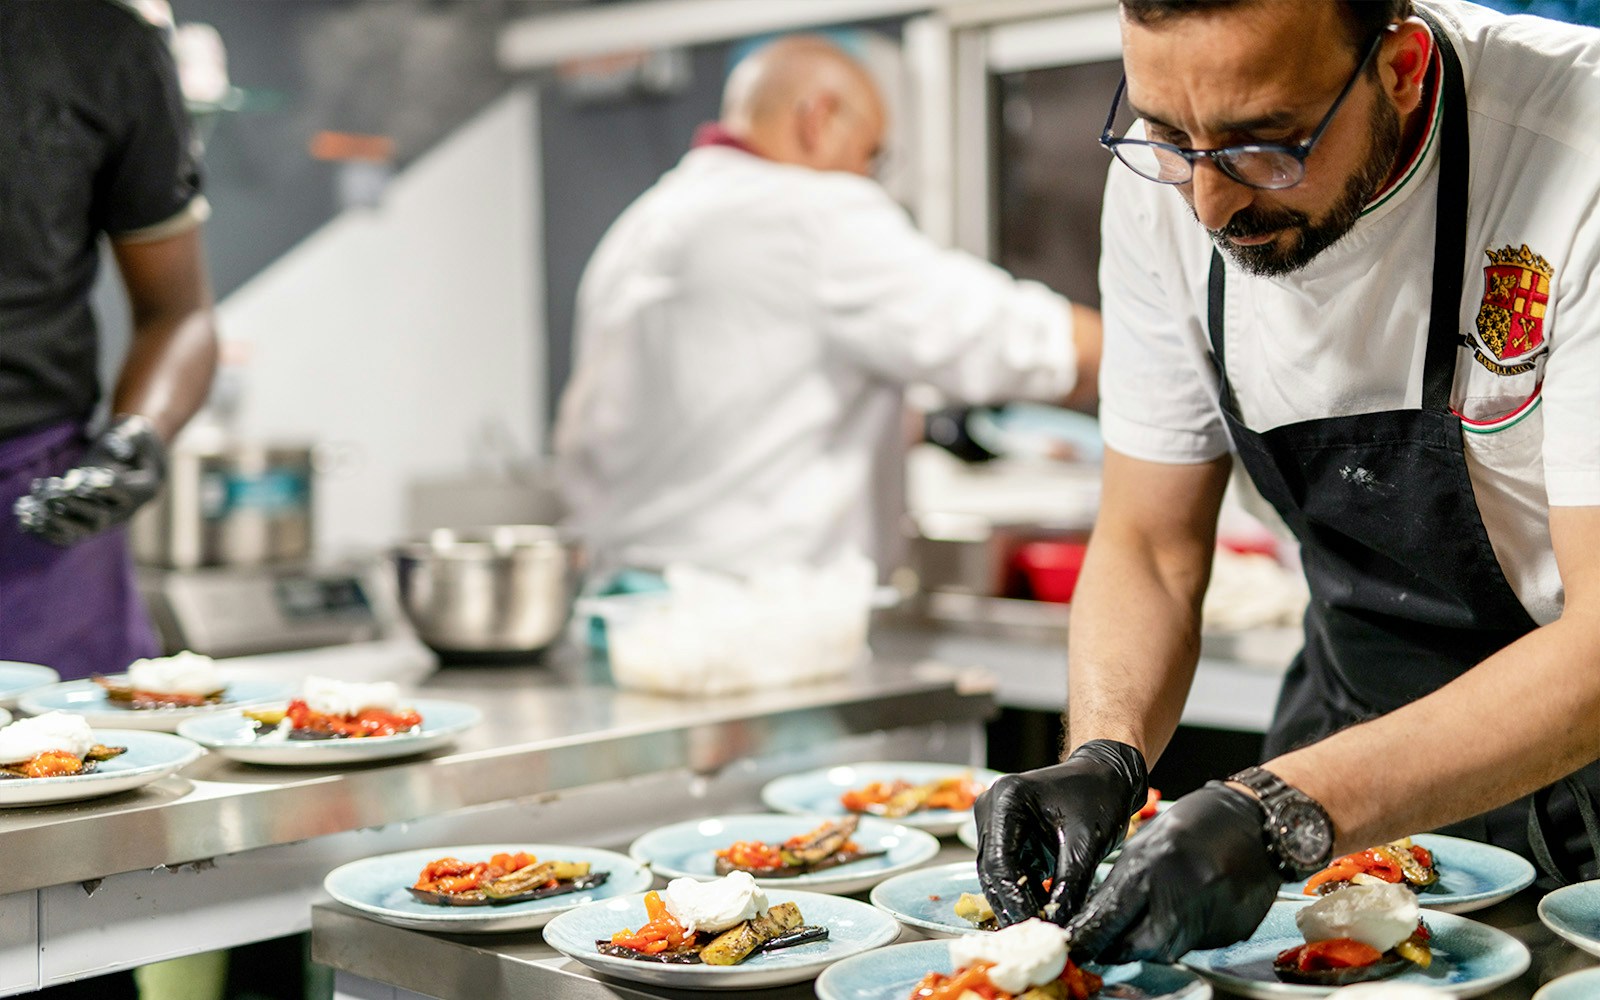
xmin=555 ymin=145 xmax=1078 ymax=577
xmin=1099 ymin=0 xmax=1600 ymax=625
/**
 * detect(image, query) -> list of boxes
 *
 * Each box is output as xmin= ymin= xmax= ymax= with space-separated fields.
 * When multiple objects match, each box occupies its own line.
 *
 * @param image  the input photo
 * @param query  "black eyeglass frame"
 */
xmin=1098 ymin=28 xmax=1388 ymax=190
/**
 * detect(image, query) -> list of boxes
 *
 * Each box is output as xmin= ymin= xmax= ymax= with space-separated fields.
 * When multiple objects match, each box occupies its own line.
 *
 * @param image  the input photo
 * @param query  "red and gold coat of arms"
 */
xmin=1472 ymin=244 xmax=1552 ymax=374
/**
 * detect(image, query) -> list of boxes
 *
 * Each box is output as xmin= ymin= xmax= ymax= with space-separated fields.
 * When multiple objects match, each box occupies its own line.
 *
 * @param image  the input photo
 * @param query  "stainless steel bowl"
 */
xmin=394 ymin=525 xmax=578 ymax=656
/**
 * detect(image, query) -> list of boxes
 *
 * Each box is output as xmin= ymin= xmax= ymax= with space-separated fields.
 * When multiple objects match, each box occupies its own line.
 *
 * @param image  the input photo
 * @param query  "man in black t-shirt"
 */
xmin=1 ymin=0 xmax=217 ymax=680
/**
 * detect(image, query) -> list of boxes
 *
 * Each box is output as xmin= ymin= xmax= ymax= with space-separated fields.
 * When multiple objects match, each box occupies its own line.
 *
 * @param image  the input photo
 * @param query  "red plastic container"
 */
xmin=1013 ymin=540 xmax=1090 ymax=604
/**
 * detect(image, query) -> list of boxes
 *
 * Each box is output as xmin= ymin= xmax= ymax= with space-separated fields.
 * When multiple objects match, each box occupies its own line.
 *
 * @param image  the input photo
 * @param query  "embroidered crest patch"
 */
xmin=1471 ymin=244 xmax=1551 ymax=375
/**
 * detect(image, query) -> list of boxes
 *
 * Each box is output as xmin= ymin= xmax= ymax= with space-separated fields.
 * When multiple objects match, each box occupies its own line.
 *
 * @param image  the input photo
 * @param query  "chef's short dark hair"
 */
xmin=1121 ymin=0 xmax=1413 ymax=59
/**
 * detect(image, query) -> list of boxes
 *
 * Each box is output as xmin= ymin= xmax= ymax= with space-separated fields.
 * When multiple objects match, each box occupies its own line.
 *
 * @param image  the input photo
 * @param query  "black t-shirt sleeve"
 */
xmin=94 ymin=19 xmax=203 ymax=237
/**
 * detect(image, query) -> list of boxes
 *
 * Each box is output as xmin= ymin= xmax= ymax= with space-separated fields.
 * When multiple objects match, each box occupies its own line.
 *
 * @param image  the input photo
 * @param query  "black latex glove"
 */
xmin=1064 ymin=781 xmax=1281 ymax=964
xmin=14 ymin=415 xmax=167 ymax=547
xmin=975 ymin=739 xmax=1147 ymax=927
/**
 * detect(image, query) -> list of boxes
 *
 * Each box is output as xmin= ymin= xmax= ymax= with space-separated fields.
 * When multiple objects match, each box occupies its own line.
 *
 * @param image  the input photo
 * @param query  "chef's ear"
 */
xmin=1377 ymin=17 xmax=1431 ymax=118
xmin=795 ymin=92 xmax=840 ymax=157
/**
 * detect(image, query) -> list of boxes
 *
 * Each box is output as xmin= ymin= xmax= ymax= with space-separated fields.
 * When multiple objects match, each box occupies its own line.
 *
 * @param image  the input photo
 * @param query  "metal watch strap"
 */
xmin=1230 ymin=765 xmax=1335 ymax=879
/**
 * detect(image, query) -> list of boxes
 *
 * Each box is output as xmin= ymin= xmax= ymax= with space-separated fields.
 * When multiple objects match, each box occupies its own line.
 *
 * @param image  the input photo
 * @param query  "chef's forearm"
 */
xmin=1269 ymin=611 xmax=1600 ymax=855
xmin=1063 ymin=451 xmax=1231 ymax=764
xmin=110 ymin=228 xmax=218 ymax=442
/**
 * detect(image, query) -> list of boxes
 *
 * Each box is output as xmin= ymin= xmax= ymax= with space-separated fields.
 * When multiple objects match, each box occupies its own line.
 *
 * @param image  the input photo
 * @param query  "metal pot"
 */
xmin=393 ymin=525 xmax=578 ymax=656
xmin=131 ymin=440 xmax=315 ymax=569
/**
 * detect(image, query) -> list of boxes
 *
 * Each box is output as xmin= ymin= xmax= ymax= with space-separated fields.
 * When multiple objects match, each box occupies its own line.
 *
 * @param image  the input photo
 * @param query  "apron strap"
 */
xmin=1420 ymin=7 xmax=1470 ymax=413
xmin=1528 ymin=775 xmax=1600 ymax=886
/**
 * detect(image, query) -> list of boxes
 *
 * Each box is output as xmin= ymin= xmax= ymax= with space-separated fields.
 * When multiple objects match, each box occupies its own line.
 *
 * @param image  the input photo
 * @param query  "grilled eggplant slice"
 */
xmin=700 ymin=903 xmax=803 ymax=966
xmin=407 ymin=870 xmax=608 ymax=907
xmin=1273 ymin=952 xmax=1411 ymax=986
xmin=780 ymin=816 xmax=858 ymax=867
xmin=594 ymin=943 xmax=704 ymax=964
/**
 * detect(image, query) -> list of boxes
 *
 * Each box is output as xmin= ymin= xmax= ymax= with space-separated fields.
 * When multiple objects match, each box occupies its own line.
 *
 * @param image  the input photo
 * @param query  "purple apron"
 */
xmin=0 ymin=421 xmax=159 ymax=680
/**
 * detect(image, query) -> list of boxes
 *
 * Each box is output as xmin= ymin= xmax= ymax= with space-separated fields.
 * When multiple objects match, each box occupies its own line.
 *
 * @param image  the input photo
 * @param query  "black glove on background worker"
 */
xmin=975 ymin=739 xmax=1149 ymax=925
xmin=14 ymin=415 xmax=167 ymax=546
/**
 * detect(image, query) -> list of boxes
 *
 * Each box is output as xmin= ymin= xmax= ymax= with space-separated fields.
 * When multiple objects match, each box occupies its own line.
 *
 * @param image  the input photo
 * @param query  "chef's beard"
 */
xmin=1203 ymin=93 xmax=1402 ymax=277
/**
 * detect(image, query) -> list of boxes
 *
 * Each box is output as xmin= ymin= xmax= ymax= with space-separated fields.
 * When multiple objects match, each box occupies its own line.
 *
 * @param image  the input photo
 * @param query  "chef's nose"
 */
xmin=1188 ymin=161 xmax=1256 ymax=233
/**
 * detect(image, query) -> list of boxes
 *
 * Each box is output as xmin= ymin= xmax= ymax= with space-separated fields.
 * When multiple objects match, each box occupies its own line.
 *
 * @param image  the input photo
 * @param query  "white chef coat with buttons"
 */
xmin=555 ymin=145 xmax=1078 ymax=577
xmin=1098 ymin=0 xmax=1600 ymax=625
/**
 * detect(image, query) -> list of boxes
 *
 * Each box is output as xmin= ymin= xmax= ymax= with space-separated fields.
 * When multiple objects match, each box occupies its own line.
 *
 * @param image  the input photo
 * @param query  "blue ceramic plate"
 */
xmin=323 ymin=843 xmax=651 ymax=933
xmin=0 ymin=729 xmax=203 ymax=807
xmin=869 ymin=861 xmax=1111 ymax=938
xmin=542 ymin=887 xmax=899 ymax=990
xmin=956 ymin=817 xmax=978 ymax=851
xmin=1538 ymin=879 xmax=1600 ymax=959
xmin=870 ymin=862 xmax=989 ymax=938
xmin=176 ymin=698 xmax=481 ymax=765
xmin=967 ymin=403 xmax=1105 ymax=463
xmin=762 ymin=762 xmax=1005 ymax=836
xmin=814 ymin=938 xmax=1211 ymax=1000
xmin=1182 ymin=900 xmax=1530 ymax=998
xmin=0 ymin=661 xmax=60 ymax=709
xmin=1534 ymin=967 xmax=1600 ymax=999
xmin=1280 ymin=834 xmax=1535 ymax=914
xmin=19 ymin=677 xmax=295 ymax=733
xmin=629 ymin=813 xmax=940 ymax=896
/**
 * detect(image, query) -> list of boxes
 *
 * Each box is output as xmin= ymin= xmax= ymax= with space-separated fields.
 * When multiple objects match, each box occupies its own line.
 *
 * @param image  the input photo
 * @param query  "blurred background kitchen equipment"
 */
xmin=131 ymin=438 xmax=314 ymax=569
xmin=394 ymin=525 xmax=579 ymax=660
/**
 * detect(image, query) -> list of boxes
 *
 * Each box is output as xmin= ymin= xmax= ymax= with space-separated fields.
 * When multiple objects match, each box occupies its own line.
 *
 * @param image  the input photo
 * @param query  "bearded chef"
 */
xmin=975 ymin=0 xmax=1600 ymax=962
xmin=2 ymin=1 xmax=217 ymax=682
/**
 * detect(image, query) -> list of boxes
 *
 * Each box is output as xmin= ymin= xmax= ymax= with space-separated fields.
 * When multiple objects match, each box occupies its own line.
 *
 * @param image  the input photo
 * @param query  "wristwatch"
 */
xmin=1229 ymin=766 xmax=1336 ymax=880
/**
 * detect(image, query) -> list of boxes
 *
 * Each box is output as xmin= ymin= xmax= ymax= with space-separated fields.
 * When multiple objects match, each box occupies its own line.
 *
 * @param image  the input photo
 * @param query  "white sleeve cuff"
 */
xmin=1099 ymin=409 xmax=1232 ymax=464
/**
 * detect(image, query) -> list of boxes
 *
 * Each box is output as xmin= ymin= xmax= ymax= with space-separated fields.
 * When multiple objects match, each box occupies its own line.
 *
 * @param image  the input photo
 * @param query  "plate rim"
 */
xmin=541 ymin=885 xmax=901 ymax=986
xmin=0 ymin=661 xmax=62 ymax=698
xmin=1537 ymin=879 xmax=1600 ymax=958
xmin=18 ymin=676 xmax=297 ymax=718
xmin=1278 ymin=833 xmax=1537 ymax=911
xmin=868 ymin=860 xmax=985 ymax=937
xmin=323 ymin=842 xmax=653 ymax=928
xmin=626 ymin=811 xmax=941 ymax=889
xmin=1181 ymin=899 xmax=1532 ymax=998
xmin=175 ymin=698 xmax=482 ymax=752
xmin=1533 ymin=965 xmax=1600 ymax=1000
xmin=0 ymin=729 xmax=204 ymax=803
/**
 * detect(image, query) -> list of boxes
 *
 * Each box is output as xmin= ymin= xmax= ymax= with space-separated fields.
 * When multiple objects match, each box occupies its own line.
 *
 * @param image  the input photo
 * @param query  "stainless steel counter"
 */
xmin=0 ymin=651 xmax=990 ymax=897
xmin=0 ymin=647 xmax=995 ymax=993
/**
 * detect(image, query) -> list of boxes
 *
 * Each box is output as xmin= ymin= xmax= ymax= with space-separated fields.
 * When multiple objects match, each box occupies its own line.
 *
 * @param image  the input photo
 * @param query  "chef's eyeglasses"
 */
xmin=1099 ymin=27 xmax=1386 ymax=190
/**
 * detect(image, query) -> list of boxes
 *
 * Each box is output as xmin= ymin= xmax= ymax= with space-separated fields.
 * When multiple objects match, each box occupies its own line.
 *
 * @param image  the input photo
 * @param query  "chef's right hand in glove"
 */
xmin=13 ymin=415 xmax=167 ymax=546
xmin=1064 ymin=781 xmax=1281 ymax=964
xmin=974 ymin=739 xmax=1148 ymax=927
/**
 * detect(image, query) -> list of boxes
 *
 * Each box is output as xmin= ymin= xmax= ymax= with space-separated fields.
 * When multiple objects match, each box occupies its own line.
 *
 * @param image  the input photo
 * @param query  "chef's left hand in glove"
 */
xmin=1064 ymin=781 xmax=1282 ymax=964
xmin=14 ymin=415 xmax=167 ymax=546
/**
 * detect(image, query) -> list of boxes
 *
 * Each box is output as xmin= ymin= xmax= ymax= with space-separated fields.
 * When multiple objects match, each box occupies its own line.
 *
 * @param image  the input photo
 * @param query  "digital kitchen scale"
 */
xmin=137 ymin=558 xmax=438 ymax=685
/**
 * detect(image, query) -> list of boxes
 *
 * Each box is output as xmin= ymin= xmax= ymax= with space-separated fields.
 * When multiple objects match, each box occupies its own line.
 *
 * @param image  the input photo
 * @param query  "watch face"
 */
xmin=1278 ymin=800 xmax=1333 ymax=867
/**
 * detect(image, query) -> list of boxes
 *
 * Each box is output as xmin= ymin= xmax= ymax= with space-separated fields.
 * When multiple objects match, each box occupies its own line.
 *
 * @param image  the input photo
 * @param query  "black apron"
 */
xmin=1210 ymin=19 xmax=1600 ymax=885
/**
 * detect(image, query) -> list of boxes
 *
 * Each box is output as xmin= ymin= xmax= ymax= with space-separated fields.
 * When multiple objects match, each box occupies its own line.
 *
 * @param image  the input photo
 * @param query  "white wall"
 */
xmin=215 ymin=85 xmax=543 ymax=556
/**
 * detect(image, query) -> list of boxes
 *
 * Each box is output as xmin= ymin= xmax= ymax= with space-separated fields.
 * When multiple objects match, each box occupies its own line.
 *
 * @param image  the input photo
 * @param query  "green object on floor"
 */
xmin=133 ymin=950 xmax=228 ymax=1000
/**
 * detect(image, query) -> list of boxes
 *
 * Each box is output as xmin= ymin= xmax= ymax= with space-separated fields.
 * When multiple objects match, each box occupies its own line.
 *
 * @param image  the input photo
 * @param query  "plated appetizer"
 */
xmin=1274 ymin=883 xmax=1432 ymax=986
xmin=715 ymin=816 xmax=879 ymax=878
xmin=244 ymin=677 xmax=421 ymax=740
xmin=840 ymin=773 xmax=985 ymax=818
xmin=0 ymin=713 xmax=125 ymax=778
xmin=96 ymin=651 xmax=224 ymax=709
xmin=1304 ymin=837 xmax=1439 ymax=896
xmin=910 ymin=918 xmax=1101 ymax=1000
xmin=408 ymin=850 xmax=609 ymax=906
xmin=599 ymin=872 xmax=829 ymax=966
